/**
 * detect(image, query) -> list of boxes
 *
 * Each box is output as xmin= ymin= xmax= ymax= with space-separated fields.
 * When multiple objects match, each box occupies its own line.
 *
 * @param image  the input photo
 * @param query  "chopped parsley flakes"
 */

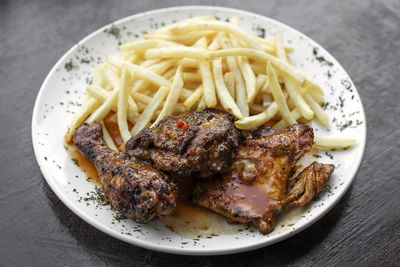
xmin=313 ymin=47 xmax=333 ymax=66
xmin=104 ymin=25 xmax=121 ymax=39
xmin=64 ymin=59 xmax=78 ymax=72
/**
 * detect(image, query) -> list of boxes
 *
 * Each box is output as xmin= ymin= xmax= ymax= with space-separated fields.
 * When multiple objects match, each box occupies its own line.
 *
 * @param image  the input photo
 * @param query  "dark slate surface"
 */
xmin=1 ymin=0 xmax=399 ymax=266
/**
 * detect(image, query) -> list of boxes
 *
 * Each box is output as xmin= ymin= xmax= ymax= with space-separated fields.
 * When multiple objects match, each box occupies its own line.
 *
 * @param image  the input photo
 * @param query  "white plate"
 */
xmin=32 ymin=6 xmax=366 ymax=255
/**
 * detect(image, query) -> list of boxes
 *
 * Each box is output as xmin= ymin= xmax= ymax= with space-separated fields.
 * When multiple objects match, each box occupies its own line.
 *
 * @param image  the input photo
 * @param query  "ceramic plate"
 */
xmin=32 ymin=6 xmax=366 ymax=255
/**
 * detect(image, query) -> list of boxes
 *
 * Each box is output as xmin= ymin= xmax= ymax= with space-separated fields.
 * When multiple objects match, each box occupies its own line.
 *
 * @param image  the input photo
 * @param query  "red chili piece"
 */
xmin=182 ymin=124 xmax=190 ymax=131
xmin=213 ymin=153 xmax=219 ymax=159
xmin=176 ymin=121 xmax=184 ymax=128
xmin=187 ymin=149 xmax=194 ymax=155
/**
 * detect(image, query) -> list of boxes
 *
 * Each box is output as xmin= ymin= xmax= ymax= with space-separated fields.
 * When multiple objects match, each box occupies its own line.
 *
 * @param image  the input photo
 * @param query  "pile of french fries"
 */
xmin=66 ymin=16 xmax=356 ymax=151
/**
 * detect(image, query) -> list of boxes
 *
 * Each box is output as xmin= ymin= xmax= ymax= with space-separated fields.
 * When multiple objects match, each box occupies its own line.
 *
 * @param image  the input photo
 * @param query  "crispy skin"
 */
xmin=286 ymin=162 xmax=335 ymax=206
xmin=126 ymin=109 xmax=241 ymax=178
xmin=193 ymin=125 xmax=330 ymax=233
xmin=73 ymin=122 xmax=179 ymax=223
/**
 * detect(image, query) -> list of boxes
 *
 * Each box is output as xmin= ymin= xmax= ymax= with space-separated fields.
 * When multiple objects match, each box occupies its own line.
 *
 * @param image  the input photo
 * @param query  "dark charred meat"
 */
xmin=126 ymin=109 xmax=241 ymax=178
xmin=286 ymin=162 xmax=335 ymax=206
xmin=193 ymin=125 xmax=334 ymax=233
xmin=73 ymin=122 xmax=179 ymax=223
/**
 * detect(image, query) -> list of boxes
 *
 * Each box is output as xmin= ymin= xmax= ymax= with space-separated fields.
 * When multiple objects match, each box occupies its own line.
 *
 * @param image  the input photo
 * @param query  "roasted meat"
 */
xmin=73 ymin=122 xmax=179 ymax=223
xmin=126 ymin=109 xmax=241 ymax=178
xmin=193 ymin=125 xmax=335 ymax=233
xmin=286 ymin=162 xmax=335 ymax=206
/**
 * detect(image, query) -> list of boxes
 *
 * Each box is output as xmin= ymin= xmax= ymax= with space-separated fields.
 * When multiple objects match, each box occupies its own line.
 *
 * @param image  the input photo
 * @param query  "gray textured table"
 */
xmin=1 ymin=0 xmax=399 ymax=266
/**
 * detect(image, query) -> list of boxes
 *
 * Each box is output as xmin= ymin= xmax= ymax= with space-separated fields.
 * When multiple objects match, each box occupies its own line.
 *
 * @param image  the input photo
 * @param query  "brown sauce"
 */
xmin=160 ymin=176 xmax=243 ymax=238
xmin=66 ymin=143 xmax=101 ymax=186
xmin=225 ymin=178 xmax=273 ymax=215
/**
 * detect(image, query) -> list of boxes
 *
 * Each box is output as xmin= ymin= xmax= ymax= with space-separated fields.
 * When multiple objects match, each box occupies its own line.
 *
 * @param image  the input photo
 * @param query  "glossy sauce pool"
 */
xmin=66 ymin=113 xmax=243 ymax=238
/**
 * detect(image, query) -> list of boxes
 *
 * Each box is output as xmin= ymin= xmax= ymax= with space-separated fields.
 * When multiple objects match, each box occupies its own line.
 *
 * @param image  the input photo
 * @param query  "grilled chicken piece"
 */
xmin=193 ymin=125 xmax=334 ymax=233
xmin=126 ymin=109 xmax=240 ymax=178
xmin=286 ymin=162 xmax=335 ymax=206
xmin=73 ymin=122 xmax=179 ymax=223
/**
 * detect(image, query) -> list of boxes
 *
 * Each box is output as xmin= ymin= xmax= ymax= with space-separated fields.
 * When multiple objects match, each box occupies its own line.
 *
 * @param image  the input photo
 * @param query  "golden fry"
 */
xmin=235 ymin=102 xmax=278 ymax=130
xmin=117 ymin=65 xmax=133 ymax=144
xmin=131 ymin=86 xmax=169 ymax=136
xmin=152 ymin=65 xmax=184 ymax=126
xmin=183 ymin=85 xmax=203 ymax=109
xmin=274 ymin=31 xmax=313 ymax=120
xmin=305 ymin=95 xmax=329 ymax=126
xmin=314 ymin=136 xmax=357 ymax=150
xmin=224 ymin=72 xmax=235 ymax=100
xmin=212 ymin=58 xmax=243 ymax=119
xmin=267 ymin=62 xmax=297 ymax=125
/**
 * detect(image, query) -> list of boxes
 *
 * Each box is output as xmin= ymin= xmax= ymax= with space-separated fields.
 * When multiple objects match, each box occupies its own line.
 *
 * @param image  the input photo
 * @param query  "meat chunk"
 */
xmin=73 ymin=122 xmax=179 ymax=223
xmin=286 ymin=162 xmax=335 ymax=206
xmin=126 ymin=109 xmax=241 ymax=178
xmin=193 ymin=125 xmax=334 ymax=234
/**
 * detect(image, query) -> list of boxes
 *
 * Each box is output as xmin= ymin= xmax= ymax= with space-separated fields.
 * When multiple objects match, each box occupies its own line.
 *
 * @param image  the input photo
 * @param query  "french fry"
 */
xmin=237 ymin=57 xmax=256 ymax=103
xmin=274 ymin=31 xmax=313 ymax=120
xmin=300 ymin=89 xmax=324 ymax=105
xmin=305 ymin=95 xmax=329 ymax=126
xmin=235 ymin=102 xmax=278 ymax=130
xmin=286 ymin=77 xmax=314 ymax=120
xmin=86 ymin=89 xmax=119 ymax=123
xmin=171 ymin=20 xmax=264 ymax=51
xmin=117 ymin=65 xmax=132 ymax=144
xmin=144 ymin=30 xmax=215 ymax=45
xmin=118 ymin=59 xmax=172 ymax=88
xmin=195 ymin=37 xmax=217 ymax=107
xmin=223 ymin=38 xmax=249 ymax=116
xmin=101 ymin=121 xmax=118 ymax=151
xmin=152 ymin=65 xmax=184 ymax=126
xmin=178 ymin=58 xmax=199 ymax=68
xmin=272 ymin=108 xmax=301 ymax=130
xmin=123 ymin=51 xmax=140 ymax=63
xmin=183 ymin=85 xmax=203 ymax=109
xmin=250 ymin=61 xmax=266 ymax=75
xmin=301 ymin=80 xmax=324 ymax=96
xmin=173 ymin=103 xmax=187 ymax=114
xmin=154 ymin=16 xmax=216 ymax=34
xmin=66 ymin=98 xmax=100 ymax=141
xmin=197 ymin=95 xmax=207 ymax=111
xmin=267 ymin=62 xmax=297 ymax=125
xmin=212 ymin=58 xmax=243 ymax=119
xmin=314 ymin=136 xmax=357 ymax=150
xmin=105 ymin=68 xmax=120 ymax=89
xmin=120 ymin=39 xmax=183 ymax=53
xmin=229 ymin=16 xmax=239 ymax=26
xmin=145 ymin=47 xmax=207 ymax=60
xmin=208 ymin=32 xmax=226 ymax=50
xmin=182 ymin=72 xmax=201 ymax=83
xmin=206 ymin=48 xmax=307 ymax=84
xmin=227 ymin=29 xmax=257 ymax=103
xmin=139 ymin=58 xmax=162 ymax=67
xmin=132 ymin=92 xmax=153 ymax=105
xmin=249 ymin=103 xmax=267 ymax=114
xmin=255 ymin=36 xmax=294 ymax=54
xmin=162 ymin=67 xmax=177 ymax=80
xmin=131 ymin=86 xmax=169 ymax=136
xmin=92 ymin=64 xmax=109 ymax=88
xmin=224 ymin=72 xmax=235 ymax=99
xmin=104 ymin=67 xmax=139 ymax=115
xmin=130 ymin=59 xmax=175 ymax=93
xmin=86 ymin=85 xmax=138 ymax=124
xmin=255 ymin=74 xmax=267 ymax=98
xmin=261 ymin=78 xmax=270 ymax=93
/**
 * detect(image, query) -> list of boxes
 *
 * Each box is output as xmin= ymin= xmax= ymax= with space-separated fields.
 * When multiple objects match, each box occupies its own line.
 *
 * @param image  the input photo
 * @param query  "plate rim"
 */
xmin=32 ymin=5 xmax=367 ymax=256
